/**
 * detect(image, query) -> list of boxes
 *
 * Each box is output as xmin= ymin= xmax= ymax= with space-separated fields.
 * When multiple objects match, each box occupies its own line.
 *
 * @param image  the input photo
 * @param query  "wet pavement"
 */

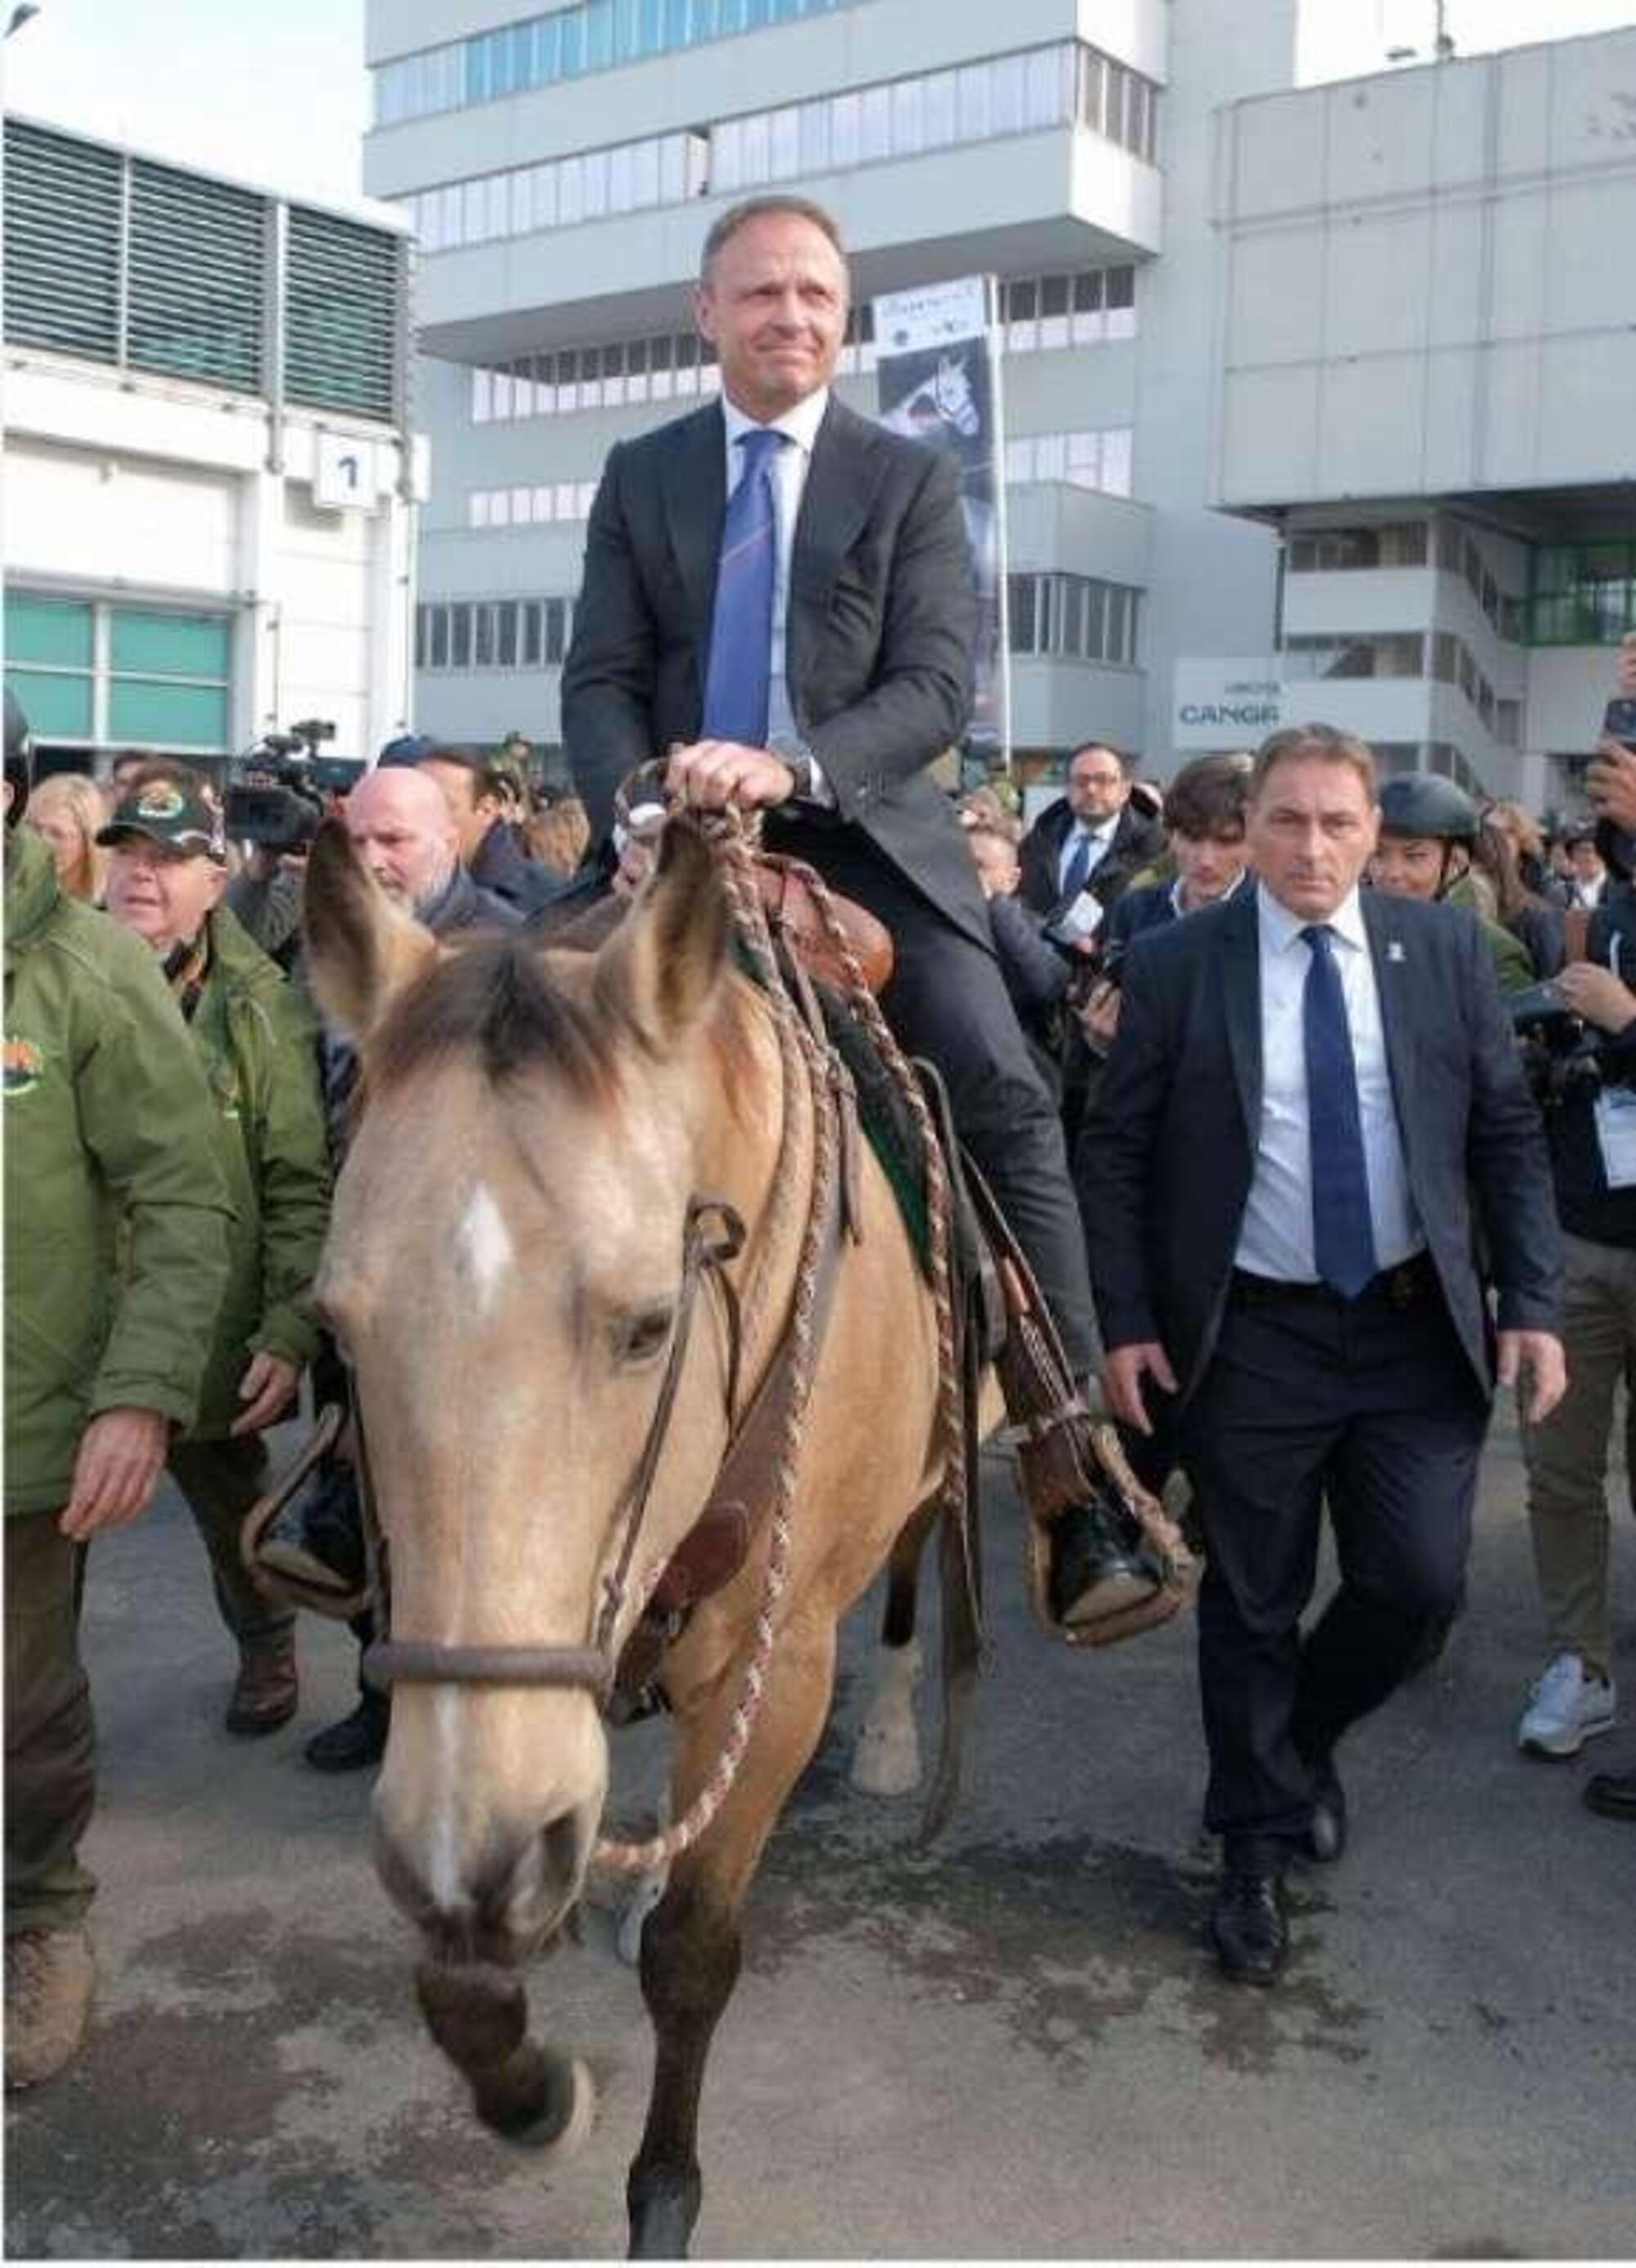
xmin=7 ymin=1421 xmax=1634 ymax=2257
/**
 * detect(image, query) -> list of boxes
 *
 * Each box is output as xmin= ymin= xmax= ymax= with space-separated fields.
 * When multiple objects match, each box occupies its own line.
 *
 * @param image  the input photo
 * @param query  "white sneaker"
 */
xmin=1517 ymin=1652 xmax=1616 ymax=1758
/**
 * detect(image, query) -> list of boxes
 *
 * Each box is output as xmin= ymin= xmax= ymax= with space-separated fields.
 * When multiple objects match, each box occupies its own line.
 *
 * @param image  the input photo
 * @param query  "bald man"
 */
xmin=343 ymin=766 xmax=517 ymax=931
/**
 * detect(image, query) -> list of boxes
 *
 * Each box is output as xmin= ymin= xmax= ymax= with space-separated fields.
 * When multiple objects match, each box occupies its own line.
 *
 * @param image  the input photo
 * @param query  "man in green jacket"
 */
xmin=4 ymin=702 xmax=234 ymax=2091
xmin=100 ymin=770 xmax=332 ymax=1739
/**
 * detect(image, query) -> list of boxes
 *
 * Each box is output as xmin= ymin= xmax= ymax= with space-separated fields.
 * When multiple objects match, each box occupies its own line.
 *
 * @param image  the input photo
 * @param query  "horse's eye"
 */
xmin=612 ymin=1305 xmax=674 ymax=1367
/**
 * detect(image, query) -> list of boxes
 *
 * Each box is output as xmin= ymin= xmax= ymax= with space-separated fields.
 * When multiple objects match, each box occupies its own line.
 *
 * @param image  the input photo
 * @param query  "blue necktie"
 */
xmin=703 ymin=428 xmax=784 ymax=747
xmin=1060 ymin=828 xmax=1094 ymax=902
xmin=1302 ymin=924 xmax=1378 ymax=1299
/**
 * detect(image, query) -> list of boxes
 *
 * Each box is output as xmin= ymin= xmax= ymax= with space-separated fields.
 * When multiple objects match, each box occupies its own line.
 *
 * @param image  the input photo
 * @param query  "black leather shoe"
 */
xmin=1583 ymin=1766 xmax=1636 ymax=1821
xmin=259 ymin=1463 xmax=366 ymax=1599
xmin=1302 ymin=1759 xmax=1347 ymax=1864
xmin=1207 ymin=1866 xmax=1288 ymax=1984
xmin=1049 ymin=1500 xmax=1159 ymax=1629
xmin=303 ymin=1691 xmax=389 ymax=1774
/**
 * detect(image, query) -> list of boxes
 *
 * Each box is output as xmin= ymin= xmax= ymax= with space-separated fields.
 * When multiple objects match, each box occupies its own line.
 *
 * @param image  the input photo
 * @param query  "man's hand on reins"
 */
xmin=667 ymin=740 xmax=796 ymax=811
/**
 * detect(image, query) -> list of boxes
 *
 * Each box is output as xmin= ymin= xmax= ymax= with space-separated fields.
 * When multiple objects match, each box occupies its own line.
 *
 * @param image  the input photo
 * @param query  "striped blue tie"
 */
xmin=1302 ymin=923 xmax=1378 ymax=1299
xmin=703 ymin=428 xmax=784 ymax=748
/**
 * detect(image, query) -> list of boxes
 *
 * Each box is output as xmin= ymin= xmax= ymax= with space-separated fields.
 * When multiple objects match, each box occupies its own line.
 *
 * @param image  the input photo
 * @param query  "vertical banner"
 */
xmin=874 ymin=276 xmax=1009 ymax=772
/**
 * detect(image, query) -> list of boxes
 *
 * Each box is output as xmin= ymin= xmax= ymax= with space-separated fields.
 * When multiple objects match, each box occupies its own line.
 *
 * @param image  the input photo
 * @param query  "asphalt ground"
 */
xmin=6 ymin=1414 xmax=1634 ymax=2260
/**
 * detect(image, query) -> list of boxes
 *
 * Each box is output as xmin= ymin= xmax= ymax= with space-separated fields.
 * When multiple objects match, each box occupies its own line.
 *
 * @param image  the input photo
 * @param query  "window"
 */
xmin=1004 ymin=572 xmax=1142 ymax=664
xmin=1005 ymin=427 xmax=1135 ymax=497
xmin=3 ymin=593 xmax=232 ymax=748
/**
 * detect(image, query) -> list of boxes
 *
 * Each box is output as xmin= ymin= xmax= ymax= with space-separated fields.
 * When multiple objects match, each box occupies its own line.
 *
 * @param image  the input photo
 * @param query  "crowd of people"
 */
xmin=5 ymin=189 xmax=1631 ymax=2101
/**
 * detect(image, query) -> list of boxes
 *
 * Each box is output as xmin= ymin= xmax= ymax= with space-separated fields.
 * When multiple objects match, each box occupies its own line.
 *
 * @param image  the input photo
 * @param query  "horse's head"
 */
xmin=305 ymin=819 xmax=750 ymax=1963
xmin=932 ymin=355 xmax=980 ymax=437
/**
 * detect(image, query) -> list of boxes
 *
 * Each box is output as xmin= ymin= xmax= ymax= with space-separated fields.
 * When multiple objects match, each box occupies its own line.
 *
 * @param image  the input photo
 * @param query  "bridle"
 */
xmin=360 ymin=1196 xmax=746 ymax=1705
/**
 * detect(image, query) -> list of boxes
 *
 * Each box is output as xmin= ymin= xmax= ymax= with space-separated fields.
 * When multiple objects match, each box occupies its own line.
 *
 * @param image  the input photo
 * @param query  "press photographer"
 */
xmin=1513 ymin=671 xmax=1636 ymax=1818
xmin=222 ymin=722 xmax=362 ymax=968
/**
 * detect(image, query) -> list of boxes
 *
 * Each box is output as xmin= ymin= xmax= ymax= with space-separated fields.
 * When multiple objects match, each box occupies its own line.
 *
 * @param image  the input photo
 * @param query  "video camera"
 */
xmin=223 ymin=720 xmax=365 ymax=854
xmin=1509 ymin=981 xmax=1609 ymax=1109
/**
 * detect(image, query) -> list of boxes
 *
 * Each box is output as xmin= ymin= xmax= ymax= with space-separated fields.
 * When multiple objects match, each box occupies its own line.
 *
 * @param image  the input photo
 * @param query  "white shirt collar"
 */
xmin=721 ymin=385 xmax=829 ymax=459
xmin=1257 ymin=880 xmax=1368 ymax=954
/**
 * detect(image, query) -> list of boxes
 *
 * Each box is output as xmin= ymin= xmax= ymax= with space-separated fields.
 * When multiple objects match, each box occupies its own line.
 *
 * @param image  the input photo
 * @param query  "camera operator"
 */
xmin=1513 ymin=659 xmax=1636 ymax=1819
xmin=222 ymin=724 xmax=361 ymax=972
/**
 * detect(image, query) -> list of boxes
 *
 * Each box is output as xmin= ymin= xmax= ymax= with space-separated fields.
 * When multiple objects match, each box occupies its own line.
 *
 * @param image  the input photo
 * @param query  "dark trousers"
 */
xmin=169 ymin=1434 xmax=293 ymax=1651
xmin=766 ymin=815 xmax=1098 ymax=1377
xmin=1180 ymin=1268 xmax=1488 ymax=1853
xmin=5 ymin=1511 xmax=97 ymax=1936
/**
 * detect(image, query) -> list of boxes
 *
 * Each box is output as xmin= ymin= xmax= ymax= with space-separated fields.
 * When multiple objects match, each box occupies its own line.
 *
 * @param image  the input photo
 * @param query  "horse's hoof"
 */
xmin=850 ymin=1719 xmax=923 ymax=1798
xmin=490 ymin=2055 xmax=597 ymax=2155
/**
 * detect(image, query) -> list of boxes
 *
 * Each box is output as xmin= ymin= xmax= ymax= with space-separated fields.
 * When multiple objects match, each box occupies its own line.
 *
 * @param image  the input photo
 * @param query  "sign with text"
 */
xmin=1173 ymin=658 xmax=1288 ymax=751
xmin=874 ymin=276 xmax=1009 ymax=763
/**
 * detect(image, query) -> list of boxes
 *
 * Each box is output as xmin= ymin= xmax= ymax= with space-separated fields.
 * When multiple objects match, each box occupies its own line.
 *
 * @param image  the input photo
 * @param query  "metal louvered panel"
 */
xmin=2 ymin=120 xmax=122 ymax=362
xmin=285 ymin=207 xmax=398 ymax=422
xmin=128 ymin=159 xmax=265 ymax=392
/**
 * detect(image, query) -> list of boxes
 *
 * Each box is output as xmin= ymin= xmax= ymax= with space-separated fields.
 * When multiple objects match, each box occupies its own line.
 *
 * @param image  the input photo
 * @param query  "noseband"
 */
xmin=360 ymin=1195 xmax=745 ymax=1704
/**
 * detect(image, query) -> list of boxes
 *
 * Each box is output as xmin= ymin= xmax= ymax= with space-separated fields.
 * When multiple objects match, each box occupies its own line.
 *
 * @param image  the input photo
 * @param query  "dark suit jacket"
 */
xmin=1081 ymin=886 xmax=1560 ymax=1402
xmin=1018 ymin=797 xmax=1166 ymax=921
xmin=561 ymin=394 xmax=988 ymax=945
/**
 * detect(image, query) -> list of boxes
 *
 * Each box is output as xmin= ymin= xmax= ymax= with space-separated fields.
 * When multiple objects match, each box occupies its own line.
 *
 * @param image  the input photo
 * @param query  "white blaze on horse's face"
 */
xmin=305 ymin=820 xmax=746 ymax=1960
xmin=454 ymin=1181 xmax=515 ymax=1316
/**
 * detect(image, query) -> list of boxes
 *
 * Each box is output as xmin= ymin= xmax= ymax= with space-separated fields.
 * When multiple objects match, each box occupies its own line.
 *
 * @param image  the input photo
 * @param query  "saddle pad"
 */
xmin=813 ymin=981 xmax=933 ymax=1277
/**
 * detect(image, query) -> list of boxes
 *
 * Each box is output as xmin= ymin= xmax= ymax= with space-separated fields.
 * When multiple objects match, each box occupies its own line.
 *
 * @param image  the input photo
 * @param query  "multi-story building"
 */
xmin=364 ymin=0 xmax=1292 ymax=782
xmin=2 ymin=117 xmax=420 ymax=775
xmin=1210 ymin=25 xmax=1636 ymax=809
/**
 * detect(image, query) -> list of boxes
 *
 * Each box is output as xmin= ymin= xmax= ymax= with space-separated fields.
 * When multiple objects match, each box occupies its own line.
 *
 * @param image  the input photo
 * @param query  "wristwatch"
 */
xmin=769 ymin=734 xmax=816 ymax=802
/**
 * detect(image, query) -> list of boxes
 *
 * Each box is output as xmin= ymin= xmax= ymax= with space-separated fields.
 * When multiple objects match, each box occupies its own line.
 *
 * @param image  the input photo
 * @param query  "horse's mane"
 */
xmin=369 ymin=934 xmax=626 ymax=1106
xmin=366 ymin=921 xmax=755 ymax=1110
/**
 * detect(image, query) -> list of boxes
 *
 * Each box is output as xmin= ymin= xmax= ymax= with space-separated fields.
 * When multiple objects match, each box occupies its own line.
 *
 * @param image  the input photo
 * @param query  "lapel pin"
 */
xmin=1387 ymin=941 xmax=1405 ymax=963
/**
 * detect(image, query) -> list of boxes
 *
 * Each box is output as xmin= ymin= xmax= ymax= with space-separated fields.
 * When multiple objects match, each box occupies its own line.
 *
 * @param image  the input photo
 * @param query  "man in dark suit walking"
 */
xmin=564 ymin=194 xmax=1152 ymax=1618
xmin=1018 ymin=743 xmax=1166 ymax=932
xmin=1082 ymin=725 xmax=1565 ymax=1983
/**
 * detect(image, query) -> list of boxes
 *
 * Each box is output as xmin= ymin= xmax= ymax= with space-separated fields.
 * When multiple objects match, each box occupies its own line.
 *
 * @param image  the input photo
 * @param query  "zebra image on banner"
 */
xmin=873 ymin=276 xmax=1009 ymax=769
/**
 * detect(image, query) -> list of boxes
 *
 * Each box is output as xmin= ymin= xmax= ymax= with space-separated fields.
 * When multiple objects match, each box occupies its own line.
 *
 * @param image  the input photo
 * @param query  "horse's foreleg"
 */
xmin=627 ymin=1627 xmax=838 ymax=2260
xmin=627 ymin=1868 xmax=740 ymax=2259
xmin=414 ymin=1955 xmax=596 ymax=2152
xmin=850 ymin=1498 xmax=936 ymax=1798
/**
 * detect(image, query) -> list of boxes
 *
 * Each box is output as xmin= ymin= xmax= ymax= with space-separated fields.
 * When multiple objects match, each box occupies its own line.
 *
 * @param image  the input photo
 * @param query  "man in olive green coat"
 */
xmin=4 ymin=703 xmax=234 ymax=2091
xmin=100 ymin=770 xmax=332 ymax=1738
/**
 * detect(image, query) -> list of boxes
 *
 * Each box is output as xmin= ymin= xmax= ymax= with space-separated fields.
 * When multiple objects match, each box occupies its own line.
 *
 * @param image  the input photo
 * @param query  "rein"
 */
xmin=358 ymin=809 xmax=964 ymax=1877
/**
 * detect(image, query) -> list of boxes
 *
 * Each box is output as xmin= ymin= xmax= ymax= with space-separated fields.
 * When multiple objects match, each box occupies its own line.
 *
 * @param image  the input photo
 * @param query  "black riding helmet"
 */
xmin=4 ymin=689 xmax=33 ymax=828
xmin=1377 ymin=774 xmax=1480 ymax=844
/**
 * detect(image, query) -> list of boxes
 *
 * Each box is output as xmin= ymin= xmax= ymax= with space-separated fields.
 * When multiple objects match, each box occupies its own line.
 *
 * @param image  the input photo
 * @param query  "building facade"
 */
xmin=1210 ymin=25 xmax=1636 ymax=809
xmin=2 ymin=118 xmax=421 ymax=776
xmin=363 ymin=0 xmax=1292 ymax=782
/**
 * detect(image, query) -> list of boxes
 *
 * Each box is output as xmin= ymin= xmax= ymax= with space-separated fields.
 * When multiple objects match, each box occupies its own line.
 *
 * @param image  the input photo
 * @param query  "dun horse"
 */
xmin=303 ymin=816 xmax=978 ymax=2257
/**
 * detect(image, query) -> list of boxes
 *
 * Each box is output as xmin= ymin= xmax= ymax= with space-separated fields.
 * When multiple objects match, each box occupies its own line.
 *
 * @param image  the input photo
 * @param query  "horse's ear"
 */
xmin=303 ymin=818 xmax=439 ymax=1042
xmin=595 ymin=818 xmax=730 ymax=1049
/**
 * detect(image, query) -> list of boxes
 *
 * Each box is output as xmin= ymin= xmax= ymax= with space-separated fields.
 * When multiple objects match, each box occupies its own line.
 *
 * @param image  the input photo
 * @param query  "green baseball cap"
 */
xmin=97 ymin=775 xmax=227 ymax=864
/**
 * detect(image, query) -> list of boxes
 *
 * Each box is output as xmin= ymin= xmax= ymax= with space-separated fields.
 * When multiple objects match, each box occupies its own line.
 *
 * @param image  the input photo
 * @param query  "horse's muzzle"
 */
xmin=374 ymin=1799 xmax=597 ymax=1962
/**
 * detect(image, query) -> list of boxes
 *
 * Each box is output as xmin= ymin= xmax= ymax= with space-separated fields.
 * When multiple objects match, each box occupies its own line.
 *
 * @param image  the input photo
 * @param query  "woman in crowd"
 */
xmin=24 ymin=772 xmax=106 ymax=904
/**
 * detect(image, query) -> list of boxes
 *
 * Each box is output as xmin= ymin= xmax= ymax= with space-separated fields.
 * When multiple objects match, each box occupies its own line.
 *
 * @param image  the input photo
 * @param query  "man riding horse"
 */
xmin=562 ymin=191 xmax=1153 ymax=1624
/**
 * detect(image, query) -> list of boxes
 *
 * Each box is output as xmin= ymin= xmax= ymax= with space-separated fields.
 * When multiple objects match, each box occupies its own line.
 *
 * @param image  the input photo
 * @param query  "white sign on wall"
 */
xmin=1173 ymin=658 xmax=1288 ymax=750
xmin=312 ymin=431 xmax=376 ymax=513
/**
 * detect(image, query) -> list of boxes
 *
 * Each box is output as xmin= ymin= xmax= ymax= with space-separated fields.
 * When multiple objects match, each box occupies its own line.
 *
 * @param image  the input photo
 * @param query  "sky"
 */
xmin=2 ymin=0 xmax=1634 ymax=209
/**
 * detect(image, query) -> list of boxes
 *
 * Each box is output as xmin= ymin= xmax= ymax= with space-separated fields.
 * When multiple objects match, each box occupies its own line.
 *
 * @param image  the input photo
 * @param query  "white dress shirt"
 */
xmin=1058 ymin=818 xmax=1116 ymax=893
xmin=721 ymin=388 xmax=830 ymax=791
xmin=1234 ymin=882 xmax=1423 ymax=1282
